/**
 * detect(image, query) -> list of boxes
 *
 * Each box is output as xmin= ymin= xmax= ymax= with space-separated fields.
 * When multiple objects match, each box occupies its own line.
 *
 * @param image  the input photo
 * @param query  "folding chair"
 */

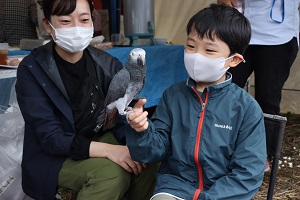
xmin=263 ymin=113 xmax=287 ymax=200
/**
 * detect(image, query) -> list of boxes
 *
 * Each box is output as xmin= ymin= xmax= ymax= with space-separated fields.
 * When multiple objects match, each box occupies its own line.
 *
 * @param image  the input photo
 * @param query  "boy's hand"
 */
xmin=217 ymin=0 xmax=237 ymax=7
xmin=127 ymin=99 xmax=149 ymax=132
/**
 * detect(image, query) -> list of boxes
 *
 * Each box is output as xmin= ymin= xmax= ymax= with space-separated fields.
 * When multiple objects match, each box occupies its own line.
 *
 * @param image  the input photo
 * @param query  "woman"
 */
xmin=15 ymin=0 xmax=157 ymax=199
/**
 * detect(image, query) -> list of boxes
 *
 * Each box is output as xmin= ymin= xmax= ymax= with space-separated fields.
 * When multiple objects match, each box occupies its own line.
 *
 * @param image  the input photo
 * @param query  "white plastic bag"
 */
xmin=0 ymin=80 xmax=27 ymax=199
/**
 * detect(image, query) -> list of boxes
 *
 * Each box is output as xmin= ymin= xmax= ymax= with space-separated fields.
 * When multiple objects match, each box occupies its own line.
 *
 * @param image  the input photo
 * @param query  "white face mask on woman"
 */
xmin=184 ymin=52 xmax=234 ymax=83
xmin=49 ymin=22 xmax=94 ymax=53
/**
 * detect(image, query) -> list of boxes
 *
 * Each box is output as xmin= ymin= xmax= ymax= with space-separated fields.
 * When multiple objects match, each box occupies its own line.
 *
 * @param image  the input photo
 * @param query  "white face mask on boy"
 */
xmin=184 ymin=52 xmax=234 ymax=83
xmin=49 ymin=22 xmax=94 ymax=53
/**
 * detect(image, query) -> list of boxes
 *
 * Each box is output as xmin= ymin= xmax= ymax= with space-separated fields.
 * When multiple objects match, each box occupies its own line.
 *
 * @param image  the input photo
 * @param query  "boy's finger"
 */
xmin=134 ymin=111 xmax=148 ymax=124
xmin=133 ymin=98 xmax=147 ymax=109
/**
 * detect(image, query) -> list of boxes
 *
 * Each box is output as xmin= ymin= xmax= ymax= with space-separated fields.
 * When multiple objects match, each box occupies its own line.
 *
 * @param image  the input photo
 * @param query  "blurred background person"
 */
xmin=0 ymin=0 xmax=39 ymax=46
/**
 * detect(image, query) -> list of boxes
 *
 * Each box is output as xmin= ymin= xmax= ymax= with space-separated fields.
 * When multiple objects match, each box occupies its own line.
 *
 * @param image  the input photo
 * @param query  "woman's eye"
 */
xmin=187 ymin=45 xmax=194 ymax=49
xmin=60 ymin=20 xmax=70 ymax=24
xmin=81 ymin=18 xmax=90 ymax=23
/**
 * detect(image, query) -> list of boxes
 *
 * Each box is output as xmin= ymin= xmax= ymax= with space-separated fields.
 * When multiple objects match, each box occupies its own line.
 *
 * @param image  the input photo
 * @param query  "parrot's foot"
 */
xmin=124 ymin=107 xmax=133 ymax=115
xmin=125 ymin=107 xmax=135 ymax=124
xmin=117 ymin=107 xmax=132 ymax=116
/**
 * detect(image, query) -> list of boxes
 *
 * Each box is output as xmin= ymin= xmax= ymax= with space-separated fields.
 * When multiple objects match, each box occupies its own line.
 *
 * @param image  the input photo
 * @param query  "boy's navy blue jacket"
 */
xmin=15 ymin=41 xmax=123 ymax=199
xmin=126 ymin=75 xmax=266 ymax=200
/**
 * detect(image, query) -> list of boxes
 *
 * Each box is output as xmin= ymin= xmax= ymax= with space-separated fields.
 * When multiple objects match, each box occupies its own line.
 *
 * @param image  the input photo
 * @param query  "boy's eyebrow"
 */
xmin=187 ymin=36 xmax=219 ymax=47
xmin=187 ymin=37 xmax=196 ymax=42
xmin=204 ymin=41 xmax=219 ymax=47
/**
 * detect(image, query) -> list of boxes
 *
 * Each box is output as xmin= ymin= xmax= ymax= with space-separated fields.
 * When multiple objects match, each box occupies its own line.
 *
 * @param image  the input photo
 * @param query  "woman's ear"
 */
xmin=42 ymin=17 xmax=52 ymax=34
xmin=229 ymin=54 xmax=244 ymax=68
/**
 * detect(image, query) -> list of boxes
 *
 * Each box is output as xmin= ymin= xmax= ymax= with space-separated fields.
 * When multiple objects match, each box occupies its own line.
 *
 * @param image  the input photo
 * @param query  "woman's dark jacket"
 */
xmin=15 ymin=41 xmax=123 ymax=199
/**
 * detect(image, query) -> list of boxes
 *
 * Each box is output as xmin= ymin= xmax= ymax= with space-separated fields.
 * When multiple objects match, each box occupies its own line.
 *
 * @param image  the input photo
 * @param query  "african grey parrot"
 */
xmin=98 ymin=48 xmax=146 ymax=131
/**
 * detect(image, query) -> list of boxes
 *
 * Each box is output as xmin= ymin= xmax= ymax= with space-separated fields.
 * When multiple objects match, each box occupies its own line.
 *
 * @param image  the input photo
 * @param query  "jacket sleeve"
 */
xmin=199 ymin=101 xmax=266 ymax=200
xmin=16 ymin=61 xmax=75 ymax=156
xmin=126 ymin=91 xmax=172 ymax=163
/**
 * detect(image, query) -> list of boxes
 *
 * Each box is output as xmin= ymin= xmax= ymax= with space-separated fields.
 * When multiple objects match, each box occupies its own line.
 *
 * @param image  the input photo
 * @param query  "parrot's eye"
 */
xmin=131 ymin=52 xmax=134 ymax=56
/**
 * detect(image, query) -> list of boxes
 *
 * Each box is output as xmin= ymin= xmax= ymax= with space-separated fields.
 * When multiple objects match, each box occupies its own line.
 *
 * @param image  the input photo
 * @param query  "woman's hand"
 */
xmin=105 ymin=144 xmax=146 ymax=174
xmin=90 ymin=142 xmax=146 ymax=174
xmin=127 ymin=99 xmax=149 ymax=132
xmin=89 ymin=99 xmax=149 ymax=173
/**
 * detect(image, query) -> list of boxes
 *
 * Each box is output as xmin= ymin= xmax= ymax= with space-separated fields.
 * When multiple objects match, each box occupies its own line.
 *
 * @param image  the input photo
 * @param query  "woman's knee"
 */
xmin=91 ymin=162 xmax=131 ymax=188
xmin=76 ymin=163 xmax=131 ymax=200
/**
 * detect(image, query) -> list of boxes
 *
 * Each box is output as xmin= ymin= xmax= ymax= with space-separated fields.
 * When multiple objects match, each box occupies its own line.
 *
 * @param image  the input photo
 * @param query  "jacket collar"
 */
xmin=32 ymin=40 xmax=69 ymax=98
xmin=31 ymin=41 xmax=106 ymax=99
xmin=186 ymin=72 xmax=233 ymax=99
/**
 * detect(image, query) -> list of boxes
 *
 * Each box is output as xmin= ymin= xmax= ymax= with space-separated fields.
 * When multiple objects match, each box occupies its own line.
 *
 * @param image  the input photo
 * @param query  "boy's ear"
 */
xmin=229 ymin=54 xmax=244 ymax=68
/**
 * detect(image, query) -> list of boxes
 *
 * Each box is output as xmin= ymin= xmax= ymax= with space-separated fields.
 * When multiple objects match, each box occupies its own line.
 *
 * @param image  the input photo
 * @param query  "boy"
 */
xmin=126 ymin=4 xmax=266 ymax=200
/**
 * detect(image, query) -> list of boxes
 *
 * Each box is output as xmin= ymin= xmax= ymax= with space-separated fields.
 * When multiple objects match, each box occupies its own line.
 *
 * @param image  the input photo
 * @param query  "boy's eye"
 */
xmin=187 ymin=44 xmax=194 ymax=49
xmin=60 ymin=20 xmax=70 ymax=24
xmin=206 ymin=49 xmax=216 ymax=53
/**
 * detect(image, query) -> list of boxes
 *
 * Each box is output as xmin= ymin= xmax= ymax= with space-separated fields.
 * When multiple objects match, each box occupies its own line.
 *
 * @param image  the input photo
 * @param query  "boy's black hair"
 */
xmin=187 ymin=4 xmax=251 ymax=55
xmin=43 ymin=0 xmax=94 ymax=22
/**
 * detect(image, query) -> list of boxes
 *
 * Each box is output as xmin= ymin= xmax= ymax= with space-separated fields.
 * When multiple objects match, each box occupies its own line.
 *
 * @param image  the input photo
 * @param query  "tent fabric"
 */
xmin=154 ymin=0 xmax=213 ymax=45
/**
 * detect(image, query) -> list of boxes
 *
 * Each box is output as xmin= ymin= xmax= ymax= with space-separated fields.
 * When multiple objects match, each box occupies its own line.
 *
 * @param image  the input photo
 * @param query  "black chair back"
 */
xmin=263 ymin=113 xmax=287 ymax=200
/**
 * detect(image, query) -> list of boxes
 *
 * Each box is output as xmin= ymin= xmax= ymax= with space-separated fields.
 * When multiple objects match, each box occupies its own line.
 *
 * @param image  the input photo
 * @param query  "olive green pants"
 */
xmin=58 ymin=131 xmax=159 ymax=200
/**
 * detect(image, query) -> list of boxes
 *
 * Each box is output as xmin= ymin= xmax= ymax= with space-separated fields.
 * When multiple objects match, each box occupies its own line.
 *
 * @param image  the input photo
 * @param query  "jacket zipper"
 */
xmin=192 ymin=88 xmax=209 ymax=200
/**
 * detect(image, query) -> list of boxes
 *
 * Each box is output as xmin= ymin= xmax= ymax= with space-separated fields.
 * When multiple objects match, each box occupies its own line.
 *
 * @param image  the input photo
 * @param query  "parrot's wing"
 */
xmin=104 ymin=68 xmax=130 ymax=108
xmin=102 ymin=68 xmax=130 ymax=130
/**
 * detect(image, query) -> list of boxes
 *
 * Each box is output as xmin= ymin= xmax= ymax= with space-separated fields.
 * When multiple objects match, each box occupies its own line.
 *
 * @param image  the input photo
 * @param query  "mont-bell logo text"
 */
xmin=214 ymin=123 xmax=232 ymax=130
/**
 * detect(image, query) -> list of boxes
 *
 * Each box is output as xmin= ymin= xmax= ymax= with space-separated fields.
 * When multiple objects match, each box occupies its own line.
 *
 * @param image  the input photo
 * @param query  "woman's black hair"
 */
xmin=186 ymin=4 xmax=251 ymax=55
xmin=43 ymin=0 xmax=94 ymax=22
